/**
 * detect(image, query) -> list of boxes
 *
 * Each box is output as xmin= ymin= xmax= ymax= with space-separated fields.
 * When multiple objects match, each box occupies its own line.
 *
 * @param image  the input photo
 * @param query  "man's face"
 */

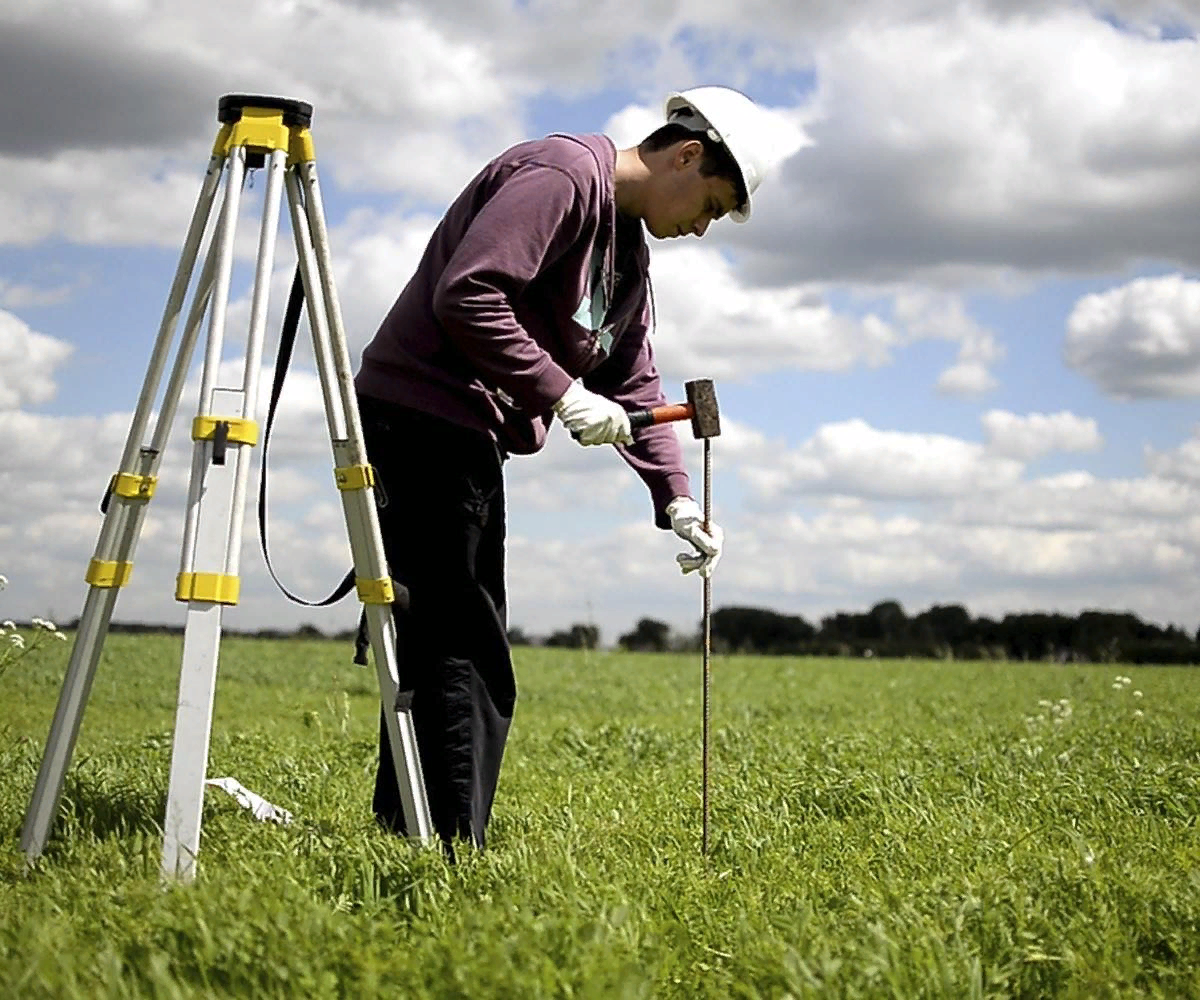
xmin=643 ymin=141 xmax=740 ymax=240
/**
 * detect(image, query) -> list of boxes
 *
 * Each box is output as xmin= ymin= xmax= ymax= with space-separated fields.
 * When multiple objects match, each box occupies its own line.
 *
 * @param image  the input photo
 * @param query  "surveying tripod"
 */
xmin=21 ymin=95 xmax=434 ymax=880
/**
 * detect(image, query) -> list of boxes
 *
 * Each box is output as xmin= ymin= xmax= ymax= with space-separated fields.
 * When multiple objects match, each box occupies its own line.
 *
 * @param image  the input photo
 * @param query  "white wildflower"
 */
xmin=1133 ymin=709 xmax=1144 ymax=719
xmin=54 ymin=631 xmax=67 ymax=642
xmin=2 ymin=621 xmax=13 ymax=630
xmin=1112 ymin=682 xmax=1123 ymax=690
xmin=1038 ymin=699 xmax=1052 ymax=708
xmin=0 ymin=574 xmax=7 ymax=590
xmin=9 ymin=634 xmax=25 ymax=649
xmin=1133 ymin=690 xmax=1143 ymax=699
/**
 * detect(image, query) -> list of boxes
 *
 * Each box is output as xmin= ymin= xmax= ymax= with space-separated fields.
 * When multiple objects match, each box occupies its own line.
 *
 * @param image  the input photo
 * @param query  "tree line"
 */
xmin=512 ymin=601 xmax=1200 ymax=665
xmin=62 ymin=599 xmax=1200 ymax=664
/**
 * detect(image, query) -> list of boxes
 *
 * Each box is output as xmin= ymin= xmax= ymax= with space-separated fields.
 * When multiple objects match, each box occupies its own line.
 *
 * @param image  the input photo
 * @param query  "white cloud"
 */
xmin=947 ymin=471 xmax=1194 ymax=527
xmin=327 ymin=210 xmax=443 ymax=358
xmin=5 ymin=399 xmax=1200 ymax=643
xmin=0 ymin=1 xmax=521 ymax=246
xmin=0 ymin=278 xmax=76 ymax=309
xmin=506 ymin=428 xmax=641 ymax=514
xmin=981 ymin=410 xmax=1104 ymax=460
xmin=893 ymin=289 xmax=1005 ymax=395
xmin=1145 ymin=426 xmax=1200 ymax=482
xmin=738 ymin=8 xmax=1200 ymax=285
xmin=0 ymin=149 xmax=219 ymax=248
xmin=214 ymin=208 xmax=440 ymax=414
xmin=0 ymin=311 xmax=72 ymax=409
xmin=649 ymin=245 xmax=898 ymax=380
xmin=936 ymin=361 xmax=997 ymax=396
xmin=741 ymin=418 xmax=1025 ymax=501
xmin=1065 ymin=273 xmax=1200 ymax=398
xmin=9 ymin=1 xmax=1198 ymax=280
xmin=706 ymin=470 xmax=1200 ymax=633
xmin=603 ymin=105 xmax=664 ymax=150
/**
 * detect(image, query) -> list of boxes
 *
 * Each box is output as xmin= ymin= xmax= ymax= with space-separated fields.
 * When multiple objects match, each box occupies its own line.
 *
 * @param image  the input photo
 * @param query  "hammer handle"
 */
xmin=628 ymin=403 xmax=693 ymax=430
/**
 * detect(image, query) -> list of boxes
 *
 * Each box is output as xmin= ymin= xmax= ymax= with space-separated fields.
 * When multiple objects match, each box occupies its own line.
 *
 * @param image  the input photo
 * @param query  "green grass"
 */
xmin=2 ymin=634 xmax=1199 ymax=998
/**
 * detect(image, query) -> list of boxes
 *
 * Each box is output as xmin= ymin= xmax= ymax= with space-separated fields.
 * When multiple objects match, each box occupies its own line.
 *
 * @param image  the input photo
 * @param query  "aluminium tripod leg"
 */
xmin=284 ymin=162 xmax=434 ymax=841
xmin=161 ymin=142 xmax=288 ymax=880
xmin=21 ymin=155 xmax=226 ymax=863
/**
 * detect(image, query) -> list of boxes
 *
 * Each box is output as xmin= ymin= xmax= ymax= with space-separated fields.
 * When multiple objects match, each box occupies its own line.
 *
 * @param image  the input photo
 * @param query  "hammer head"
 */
xmin=684 ymin=378 xmax=720 ymax=438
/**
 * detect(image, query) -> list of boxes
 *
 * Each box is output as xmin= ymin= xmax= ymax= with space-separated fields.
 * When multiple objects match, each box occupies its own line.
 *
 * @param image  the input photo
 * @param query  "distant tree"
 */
xmin=618 ymin=618 xmax=671 ymax=652
xmin=545 ymin=623 xmax=599 ymax=650
xmin=1072 ymin=611 xmax=1141 ymax=661
xmin=866 ymin=600 xmax=908 ymax=642
xmin=296 ymin=623 xmax=324 ymax=639
xmin=999 ymin=613 xmax=1074 ymax=660
xmin=712 ymin=606 xmax=815 ymax=654
xmin=1122 ymin=636 xmax=1200 ymax=665
xmin=507 ymin=626 xmax=535 ymax=646
xmin=912 ymin=604 xmax=972 ymax=647
xmin=820 ymin=611 xmax=871 ymax=643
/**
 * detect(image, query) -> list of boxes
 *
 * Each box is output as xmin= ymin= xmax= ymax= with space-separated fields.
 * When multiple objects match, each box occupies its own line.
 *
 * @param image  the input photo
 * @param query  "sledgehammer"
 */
xmin=628 ymin=377 xmax=722 ymax=440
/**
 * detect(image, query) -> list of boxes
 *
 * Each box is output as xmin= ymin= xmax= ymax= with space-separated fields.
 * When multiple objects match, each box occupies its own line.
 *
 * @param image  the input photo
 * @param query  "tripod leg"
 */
xmin=21 ymin=157 xmax=225 ymax=864
xmin=161 ymin=392 xmax=243 ymax=881
xmin=161 ymin=147 xmax=289 ymax=881
xmin=285 ymin=163 xmax=435 ymax=841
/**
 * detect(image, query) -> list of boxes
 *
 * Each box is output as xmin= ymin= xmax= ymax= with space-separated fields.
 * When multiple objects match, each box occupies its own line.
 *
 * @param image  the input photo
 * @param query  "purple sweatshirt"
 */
xmin=356 ymin=132 xmax=690 ymax=527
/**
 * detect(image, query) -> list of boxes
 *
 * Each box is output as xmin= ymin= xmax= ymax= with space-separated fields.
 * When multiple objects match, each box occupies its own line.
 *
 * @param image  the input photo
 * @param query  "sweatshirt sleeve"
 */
xmin=584 ymin=298 xmax=692 ymax=529
xmin=432 ymin=163 xmax=582 ymax=413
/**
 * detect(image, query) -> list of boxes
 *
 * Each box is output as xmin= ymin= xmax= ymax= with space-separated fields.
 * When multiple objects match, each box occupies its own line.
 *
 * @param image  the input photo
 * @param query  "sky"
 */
xmin=3 ymin=0 xmax=1200 ymax=645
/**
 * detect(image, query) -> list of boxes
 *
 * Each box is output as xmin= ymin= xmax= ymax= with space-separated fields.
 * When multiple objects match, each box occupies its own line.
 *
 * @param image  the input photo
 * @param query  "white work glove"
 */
xmin=552 ymin=381 xmax=633 ymax=446
xmin=666 ymin=496 xmax=723 ymax=578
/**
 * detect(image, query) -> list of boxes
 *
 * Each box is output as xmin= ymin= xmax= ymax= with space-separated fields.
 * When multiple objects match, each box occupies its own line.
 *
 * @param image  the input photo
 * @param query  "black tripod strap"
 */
xmin=257 ymin=266 xmax=356 ymax=608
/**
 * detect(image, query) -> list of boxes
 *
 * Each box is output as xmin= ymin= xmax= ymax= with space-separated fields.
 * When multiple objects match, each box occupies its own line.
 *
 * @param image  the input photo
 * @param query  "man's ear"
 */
xmin=674 ymin=138 xmax=704 ymax=170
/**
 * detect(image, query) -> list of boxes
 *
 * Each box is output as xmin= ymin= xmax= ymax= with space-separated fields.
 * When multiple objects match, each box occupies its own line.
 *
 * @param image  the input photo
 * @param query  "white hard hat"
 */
xmin=664 ymin=86 xmax=777 ymax=223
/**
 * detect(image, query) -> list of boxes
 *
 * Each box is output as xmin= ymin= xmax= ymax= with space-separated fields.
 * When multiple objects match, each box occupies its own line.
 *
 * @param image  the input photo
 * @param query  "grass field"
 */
xmin=1 ymin=633 xmax=1198 ymax=998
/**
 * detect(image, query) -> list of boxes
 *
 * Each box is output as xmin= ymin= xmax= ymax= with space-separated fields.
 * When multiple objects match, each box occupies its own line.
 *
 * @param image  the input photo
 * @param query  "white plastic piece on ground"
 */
xmin=205 ymin=777 xmax=293 ymax=825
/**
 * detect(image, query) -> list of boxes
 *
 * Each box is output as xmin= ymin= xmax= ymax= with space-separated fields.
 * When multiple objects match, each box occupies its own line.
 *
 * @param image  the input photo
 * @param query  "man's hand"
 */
xmin=666 ymin=496 xmax=723 ymax=578
xmin=553 ymin=382 xmax=634 ymax=446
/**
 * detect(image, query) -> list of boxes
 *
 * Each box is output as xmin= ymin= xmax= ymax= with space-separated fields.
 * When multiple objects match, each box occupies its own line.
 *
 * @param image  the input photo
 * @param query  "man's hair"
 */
xmin=639 ymin=123 xmax=747 ymax=210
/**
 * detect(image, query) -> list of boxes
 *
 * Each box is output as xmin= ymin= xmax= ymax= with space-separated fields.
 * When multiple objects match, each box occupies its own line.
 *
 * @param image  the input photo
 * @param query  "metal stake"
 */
xmin=702 ymin=435 xmax=712 ymax=855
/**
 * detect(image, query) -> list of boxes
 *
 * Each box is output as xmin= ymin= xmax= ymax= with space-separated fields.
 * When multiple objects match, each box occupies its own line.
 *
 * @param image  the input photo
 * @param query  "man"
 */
xmin=355 ymin=86 xmax=782 ymax=852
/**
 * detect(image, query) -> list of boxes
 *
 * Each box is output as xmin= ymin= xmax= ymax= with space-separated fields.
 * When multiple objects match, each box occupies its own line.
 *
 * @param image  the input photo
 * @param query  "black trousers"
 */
xmin=358 ymin=394 xmax=514 ymax=850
